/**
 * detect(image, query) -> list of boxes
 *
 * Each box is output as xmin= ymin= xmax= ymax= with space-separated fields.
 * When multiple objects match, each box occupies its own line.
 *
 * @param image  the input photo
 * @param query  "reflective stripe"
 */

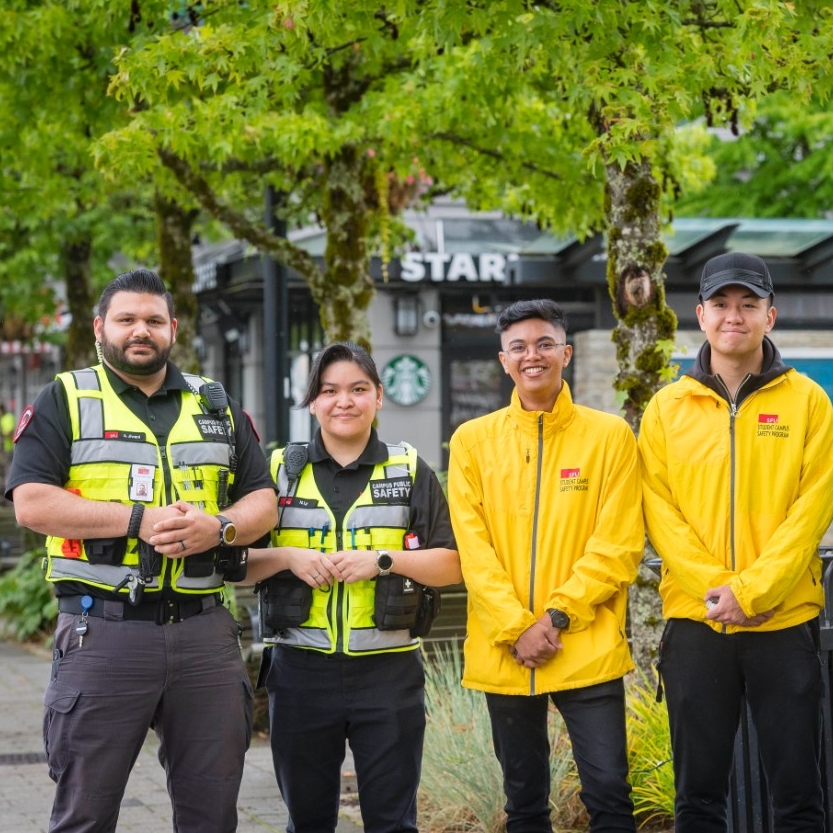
xmin=78 ymin=396 xmax=104 ymax=438
xmin=71 ymin=439 xmax=159 ymax=466
xmin=48 ymin=560 xmax=160 ymax=591
xmin=72 ymin=368 xmax=101 ymax=391
xmin=182 ymin=373 xmax=204 ymax=394
xmin=348 ymin=505 xmax=409 ymax=528
xmin=170 ymin=441 xmax=231 ymax=467
xmin=266 ymin=626 xmax=417 ymax=652
xmin=349 ymin=627 xmax=417 ymax=652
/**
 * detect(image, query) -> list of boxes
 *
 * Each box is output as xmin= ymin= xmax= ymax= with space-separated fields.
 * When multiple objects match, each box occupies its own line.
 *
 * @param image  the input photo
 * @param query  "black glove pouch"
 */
xmin=83 ymin=536 xmax=127 ymax=566
xmin=256 ymin=570 xmax=313 ymax=636
xmin=183 ymin=550 xmax=216 ymax=578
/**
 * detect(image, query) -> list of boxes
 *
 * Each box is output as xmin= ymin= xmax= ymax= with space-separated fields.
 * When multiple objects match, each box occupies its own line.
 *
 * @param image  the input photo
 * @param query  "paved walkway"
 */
xmin=0 ymin=639 xmax=363 ymax=833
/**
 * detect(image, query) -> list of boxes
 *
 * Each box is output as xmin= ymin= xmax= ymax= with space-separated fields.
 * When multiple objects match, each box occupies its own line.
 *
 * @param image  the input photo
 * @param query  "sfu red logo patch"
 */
xmin=559 ymin=466 xmax=589 ymax=492
xmin=758 ymin=414 xmax=778 ymax=424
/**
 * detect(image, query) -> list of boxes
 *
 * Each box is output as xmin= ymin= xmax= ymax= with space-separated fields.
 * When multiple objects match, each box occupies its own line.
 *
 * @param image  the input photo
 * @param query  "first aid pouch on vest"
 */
xmin=256 ymin=570 xmax=313 ymax=637
xmin=374 ymin=574 xmax=441 ymax=636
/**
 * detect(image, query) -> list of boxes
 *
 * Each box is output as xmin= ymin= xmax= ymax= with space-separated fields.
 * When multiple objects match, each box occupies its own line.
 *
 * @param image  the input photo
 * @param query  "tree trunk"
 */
xmin=315 ymin=146 xmax=375 ymax=346
xmin=155 ymin=193 xmax=200 ymax=373
xmin=605 ymin=157 xmax=678 ymax=675
xmin=62 ymin=237 xmax=97 ymax=371
xmin=606 ymin=157 xmax=678 ymax=433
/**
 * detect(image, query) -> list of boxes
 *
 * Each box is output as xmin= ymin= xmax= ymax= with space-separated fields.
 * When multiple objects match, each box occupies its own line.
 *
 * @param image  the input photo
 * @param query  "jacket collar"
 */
xmin=685 ymin=335 xmax=791 ymax=405
xmin=507 ymin=381 xmax=576 ymax=434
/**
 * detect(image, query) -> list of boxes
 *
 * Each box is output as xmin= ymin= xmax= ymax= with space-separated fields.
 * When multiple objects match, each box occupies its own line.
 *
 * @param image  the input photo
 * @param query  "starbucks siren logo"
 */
xmin=382 ymin=355 xmax=432 ymax=406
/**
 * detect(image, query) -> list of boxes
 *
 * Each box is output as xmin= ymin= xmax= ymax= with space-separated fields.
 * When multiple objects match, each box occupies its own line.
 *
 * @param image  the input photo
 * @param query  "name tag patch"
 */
xmin=279 ymin=496 xmax=319 ymax=508
xmin=104 ymin=430 xmax=145 ymax=442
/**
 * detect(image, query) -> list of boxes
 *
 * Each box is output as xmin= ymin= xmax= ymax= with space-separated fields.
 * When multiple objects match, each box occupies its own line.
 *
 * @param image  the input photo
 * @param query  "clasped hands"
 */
xmin=510 ymin=613 xmax=564 ymax=669
xmin=704 ymin=584 xmax=774 ymax=627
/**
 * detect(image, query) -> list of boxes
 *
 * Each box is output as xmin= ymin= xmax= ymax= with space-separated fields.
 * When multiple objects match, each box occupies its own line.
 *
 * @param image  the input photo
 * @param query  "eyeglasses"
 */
xmin=503 ymin=340 xmax=566 ymax=358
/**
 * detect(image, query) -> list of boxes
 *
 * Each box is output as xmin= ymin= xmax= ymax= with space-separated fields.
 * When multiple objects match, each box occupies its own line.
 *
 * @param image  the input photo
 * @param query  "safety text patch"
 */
xmin=370 ymin=477 xmax=412 ymax=503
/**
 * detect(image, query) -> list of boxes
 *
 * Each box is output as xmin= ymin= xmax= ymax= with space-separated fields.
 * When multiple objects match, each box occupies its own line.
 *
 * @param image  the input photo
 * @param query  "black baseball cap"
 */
xmin=699 ymin=252 xmax=774 ymax=300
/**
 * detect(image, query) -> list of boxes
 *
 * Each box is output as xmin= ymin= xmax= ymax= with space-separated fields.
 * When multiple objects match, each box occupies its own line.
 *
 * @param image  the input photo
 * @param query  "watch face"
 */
xmin=549 ymin=610 xmax=569 ymax=629
xmin=223 ymin=524 xmax=237 ymax=545
xmin=377 ymin=552 xmax=393 ymax=571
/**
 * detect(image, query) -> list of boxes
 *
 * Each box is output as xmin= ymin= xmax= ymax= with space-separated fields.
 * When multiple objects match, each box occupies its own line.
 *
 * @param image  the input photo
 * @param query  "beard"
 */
xmin=99 ymin=334 xmax=172 ymax=376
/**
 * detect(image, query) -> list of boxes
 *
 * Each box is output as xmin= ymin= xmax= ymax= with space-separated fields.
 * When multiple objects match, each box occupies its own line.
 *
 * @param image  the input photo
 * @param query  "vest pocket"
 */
xmin=83 ymin=536 xmax=127 ymax=566
xmin=256 ymin=570 xmax=313 ymax=635
xmin=374 ymin=574 xmax=421 ymax=630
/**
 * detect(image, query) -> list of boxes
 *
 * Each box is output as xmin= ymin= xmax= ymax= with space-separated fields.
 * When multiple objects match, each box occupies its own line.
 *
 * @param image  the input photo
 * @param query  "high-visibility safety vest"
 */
xmin=45 ymin=365 xmax=236 ymax=596
xmin=269 ymin=441 xmax=419 ymax=655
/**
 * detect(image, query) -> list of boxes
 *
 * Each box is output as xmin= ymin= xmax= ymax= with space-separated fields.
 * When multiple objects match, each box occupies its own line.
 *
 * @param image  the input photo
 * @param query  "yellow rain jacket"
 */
xmin=639 ymin=339 xmax=833 ymax=632
xmin=448 ymin=383 xmax=643 ymax=696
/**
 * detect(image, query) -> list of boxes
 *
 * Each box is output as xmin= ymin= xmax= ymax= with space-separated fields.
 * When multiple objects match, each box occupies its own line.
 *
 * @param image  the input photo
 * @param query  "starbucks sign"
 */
xmin=382 ymin=355 xmax=432 ymax=406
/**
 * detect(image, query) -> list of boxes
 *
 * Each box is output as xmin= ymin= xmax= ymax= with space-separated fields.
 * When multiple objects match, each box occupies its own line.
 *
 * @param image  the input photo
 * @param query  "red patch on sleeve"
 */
xmin=243 ymin=410 xmax=262 ymax=443
xmin=13 ymin=405 xmax=35 ymax=443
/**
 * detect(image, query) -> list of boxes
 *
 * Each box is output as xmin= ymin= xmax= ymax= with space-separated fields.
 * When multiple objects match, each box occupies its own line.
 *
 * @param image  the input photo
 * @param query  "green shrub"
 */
xmin=626 ymin=669 xmax=675 ymax=828
xmin=419 ymin=646 xmax=675 ymax=832
xmin=0 ymin=547 xmax=57 ymax=641
xmin=419 ymin=643 xmax=581 ymax=833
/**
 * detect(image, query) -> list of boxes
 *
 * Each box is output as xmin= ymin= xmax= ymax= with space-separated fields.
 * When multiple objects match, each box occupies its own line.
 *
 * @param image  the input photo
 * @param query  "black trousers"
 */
xmin=659 ymin=618 xmax=825 ymax=833
xmin=266 ymin=646 xmax=425 ymax=833
xmin=485 ymin=678 xmax=636 ymax=833
xmin=45 ymin=606 xmax=253 ymax=833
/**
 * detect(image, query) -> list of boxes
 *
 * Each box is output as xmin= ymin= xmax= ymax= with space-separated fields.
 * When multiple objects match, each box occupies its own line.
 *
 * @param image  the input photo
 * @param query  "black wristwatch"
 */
xmin=547 ymin=608 xmax=570 ymax=630
xmin=216 ymin=514 xmax=237 ymax=547
xmin=375 ymin=549 xmax=393 ymax=576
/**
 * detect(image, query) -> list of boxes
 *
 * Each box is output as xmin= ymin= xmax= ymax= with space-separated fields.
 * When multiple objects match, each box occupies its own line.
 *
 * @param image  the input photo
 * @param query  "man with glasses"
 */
xmin=447 ymin=298 xmax=644 ymax=832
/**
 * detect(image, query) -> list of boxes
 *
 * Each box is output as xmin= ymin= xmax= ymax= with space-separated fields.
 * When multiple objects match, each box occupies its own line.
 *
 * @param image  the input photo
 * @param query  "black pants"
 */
xmin=266 ymin=646 xmax=425 ymax=833
xmin=44 ymin=606 xmax=253 ymax=833
xmin=485 ymin=678 xmax=636 ymax=832
xmin=659 ymin=618 xmax=825 ymax=833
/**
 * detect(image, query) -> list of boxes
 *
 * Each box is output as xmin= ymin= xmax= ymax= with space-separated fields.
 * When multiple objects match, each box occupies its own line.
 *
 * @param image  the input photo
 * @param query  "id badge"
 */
xmin=129 ymin=464 xmax=155 ymax=501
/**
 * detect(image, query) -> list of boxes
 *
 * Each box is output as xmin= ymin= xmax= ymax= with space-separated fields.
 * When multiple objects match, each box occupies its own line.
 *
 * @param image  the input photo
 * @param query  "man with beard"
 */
xmin=5 ymin=269 xmax=277 ymax=833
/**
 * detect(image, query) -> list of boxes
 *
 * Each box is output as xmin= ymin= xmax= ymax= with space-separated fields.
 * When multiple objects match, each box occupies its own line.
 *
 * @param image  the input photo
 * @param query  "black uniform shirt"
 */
xmin=306 ymin=427 xmax=455 ymax=553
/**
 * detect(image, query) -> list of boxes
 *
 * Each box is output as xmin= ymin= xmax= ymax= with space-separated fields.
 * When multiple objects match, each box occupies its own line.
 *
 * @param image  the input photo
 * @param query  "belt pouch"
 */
xmin=83 ymin=537 xmax=127 ymax=566
xmin=410 ymin=585 xmax=441 ymax=637
xmin=256 ymin=570 xmax=313 ymax=635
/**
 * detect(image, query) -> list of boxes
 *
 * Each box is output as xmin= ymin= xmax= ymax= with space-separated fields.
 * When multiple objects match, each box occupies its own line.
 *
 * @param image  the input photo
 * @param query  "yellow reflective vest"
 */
xmin=448 ymin=384 xmax=644 ymax=696
xmin=639 ymin=364 xmax=833 ymax=631
xmin=45 ymin=365 xmax=236 ymax=595
xmin=268 ymin=441 xmax=419 ymax=655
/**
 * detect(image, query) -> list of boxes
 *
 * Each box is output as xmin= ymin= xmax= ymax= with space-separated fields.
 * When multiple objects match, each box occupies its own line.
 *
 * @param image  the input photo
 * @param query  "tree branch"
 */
xmin=157 ymin=148 xmax=323 ymax=283
xmin=430 ymin=131 xmax=564 ymax=181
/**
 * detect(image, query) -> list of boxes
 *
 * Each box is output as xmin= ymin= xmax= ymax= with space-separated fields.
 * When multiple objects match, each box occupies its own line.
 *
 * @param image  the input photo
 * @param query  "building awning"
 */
xmin=192 ymin=206 xmax=833 ymax=296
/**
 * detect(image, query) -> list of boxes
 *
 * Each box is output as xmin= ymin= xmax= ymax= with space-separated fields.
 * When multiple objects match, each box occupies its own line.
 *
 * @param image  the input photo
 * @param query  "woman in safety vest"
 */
xmin=244 ymin=341 xmax=460 ymax=833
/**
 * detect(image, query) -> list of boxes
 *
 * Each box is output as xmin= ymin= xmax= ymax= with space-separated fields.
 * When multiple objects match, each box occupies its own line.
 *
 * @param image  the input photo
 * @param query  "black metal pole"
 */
xmin=263 ymin=186 xmax=289 ymax=449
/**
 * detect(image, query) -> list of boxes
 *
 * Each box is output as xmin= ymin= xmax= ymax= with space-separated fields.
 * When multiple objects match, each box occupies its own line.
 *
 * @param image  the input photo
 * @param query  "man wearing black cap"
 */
xmin=639 ymin=252 xmax=833 ymax=832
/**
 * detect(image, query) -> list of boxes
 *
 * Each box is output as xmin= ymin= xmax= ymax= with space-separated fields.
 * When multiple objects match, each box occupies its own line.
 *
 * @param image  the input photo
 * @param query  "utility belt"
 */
xmin=71 ymin=536 xmax=248 ymax=581
xmin=58 ymin=592 xmax=223 ymax=625
xmin=255 ymin=572 xmax=441 ymax=639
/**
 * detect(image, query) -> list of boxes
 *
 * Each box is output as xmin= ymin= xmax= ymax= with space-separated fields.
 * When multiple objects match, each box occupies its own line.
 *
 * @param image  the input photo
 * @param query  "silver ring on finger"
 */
xmin=179 ymin=540 xmax=186 ymax=552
